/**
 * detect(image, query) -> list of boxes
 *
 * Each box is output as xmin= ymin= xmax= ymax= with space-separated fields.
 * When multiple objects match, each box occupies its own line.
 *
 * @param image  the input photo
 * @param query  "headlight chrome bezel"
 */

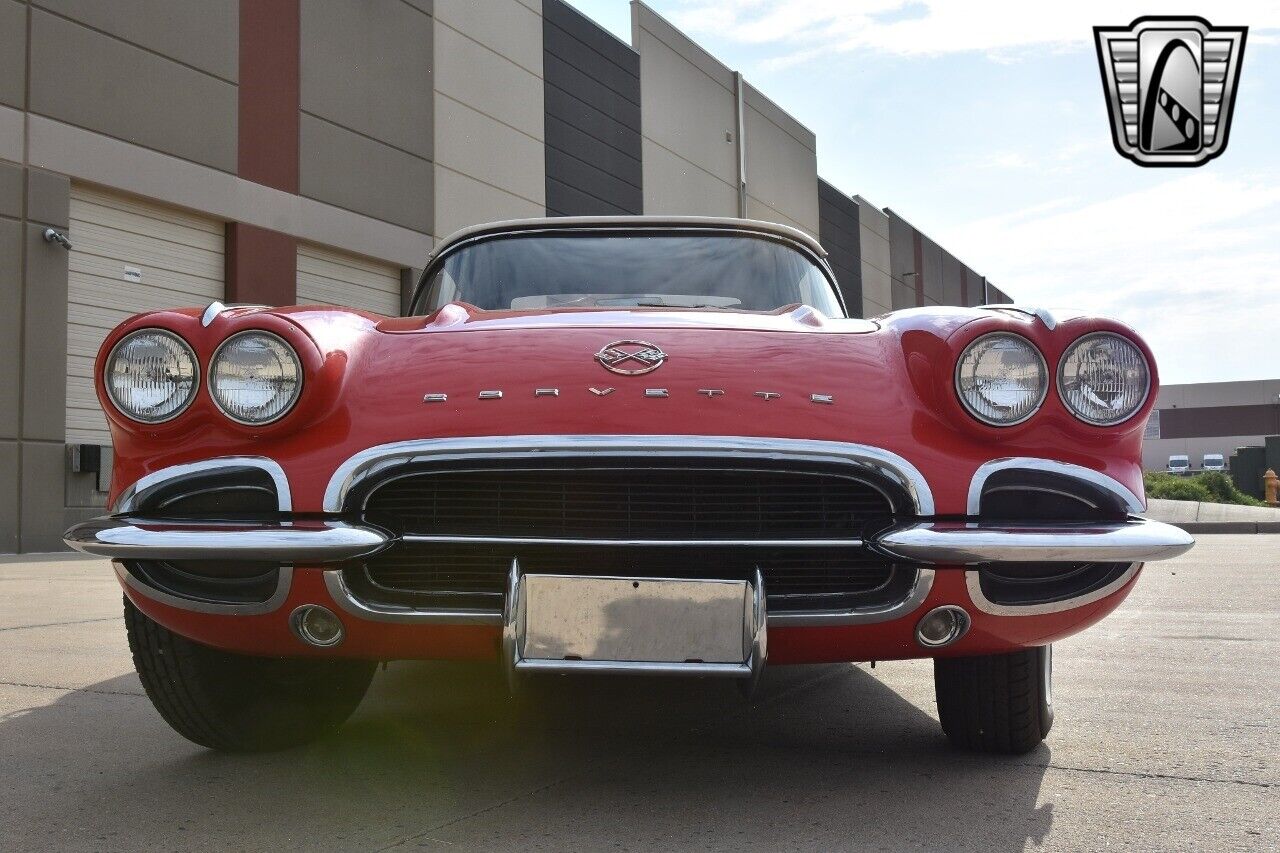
xmin=103 ymin=329 xmax=200 ymax=424
xmin=1056 ymin=331 xmax=1151 ymax=427
xmin=954 ymin=332 xmax=1050 ymax=427
xmin=208 ymin=330 xmax=304 ymax=426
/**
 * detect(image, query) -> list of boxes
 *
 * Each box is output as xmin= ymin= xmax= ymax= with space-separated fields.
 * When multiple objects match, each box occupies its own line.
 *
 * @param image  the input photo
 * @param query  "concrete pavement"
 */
xmin=0 ymin=539 xmax=1276 ymax=851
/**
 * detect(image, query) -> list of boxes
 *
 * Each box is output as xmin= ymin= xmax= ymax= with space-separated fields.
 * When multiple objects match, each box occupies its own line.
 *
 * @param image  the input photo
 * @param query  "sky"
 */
xmin=563 ymin=1 xmax=1280 ymax=385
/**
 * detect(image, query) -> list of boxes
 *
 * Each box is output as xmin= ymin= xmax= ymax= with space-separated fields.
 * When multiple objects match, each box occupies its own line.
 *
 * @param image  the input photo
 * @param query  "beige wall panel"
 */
xmin=860 ymin=260 xmax=893 ymax=317
xmin=434 ymin=21 xmax=544 ymax=142
xmin=635 ymin=26 xmax=737 ymax=192
xmin=1155 ymin=379 xmax=1280 ymax=409
xmin=301 ymin=0 xmax=433 ymax=160
xmin=743 ymin=86 xmax=818 ymax=234
xmin=859 ymin=223 xmax=891 ymax=276
xmin=297 ymin=243 xmax=401 ymax=316
xmin=433 ymin=167 xmax=544 ymax=242
xmin=0 ymin=0 xmax=26 ymax=109
xmin=29 ymin=10 xmax=237 ymax=171
xmin=435 ymin=96 xmax=545 ymax=208
xmin=35 ymin=0 xmax=238 ymax=81
xmin=434 ymin=0 xmax=543 ymax=76
xmin=1142 ymin=435 xmax=1268 ymax=473
xmin=744 ymin=196 xmax=807 ymax=234
xmin=300 ymin=113 xmax=433 ymax=233
xmin=641 ymin=138 xmax=736 ymax=218
xmin=28 ymin=115 xmax=435 ymax=266
xmin=66 ymin=185 xmax=223 ymax=445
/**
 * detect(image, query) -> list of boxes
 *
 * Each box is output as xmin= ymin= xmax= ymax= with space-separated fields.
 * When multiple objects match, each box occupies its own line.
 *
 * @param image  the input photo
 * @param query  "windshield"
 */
xmin=1170 ymin=457 xmax=1189 ymax=465
xmin=412 ymin=231 xmax=844 ymax=317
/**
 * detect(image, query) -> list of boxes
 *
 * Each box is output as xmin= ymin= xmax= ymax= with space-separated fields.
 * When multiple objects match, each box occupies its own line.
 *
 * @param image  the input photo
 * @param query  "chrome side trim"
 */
xmin=873 ymin=518 xmax=1193 ymax=565
xmin=323 ymin=569 xmax=503 ymax=625
xmin=399 ymin=534 xmax=866 ymax=548
xmin=65 ymin=517 xmax=389 ymax=563
xmin=113 ymin=457 xmax=292 ymax=513
xmin=965 ymin=563 xmax=1141 ymax=616
xmin=323 ymin=434 xmax=935 ymax=516
xmin=113 ymin=560 xmax=293 ymax=616
xmin=966 ymin=457 xmax=1145 ymax=515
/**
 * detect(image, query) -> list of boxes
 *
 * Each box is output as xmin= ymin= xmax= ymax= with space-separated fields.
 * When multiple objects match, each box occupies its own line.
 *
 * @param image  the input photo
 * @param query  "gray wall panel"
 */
xmin=817 ymin=179 xmax=861 ymax=316
xmin=35 ymin=0 xmax=238 ymax=82
xmin=0 ymin=219 xmax=20 ymax=439
xmin=0 ymin=1 xmax=26 ymax=109
xmin=300 ymin=113 xmax=433 ymax=233
xmin=543 ymin=0 xmax=641 ymax=216
xmin=29 ymin=10 xmax=237 ymax=171
xmin=21 ymin=221 xmax=68 ymax=442
xmin=301 ymin=0 xmax=433 ymax=161
xmin=0 ymin=442 xmax=16 ymax=553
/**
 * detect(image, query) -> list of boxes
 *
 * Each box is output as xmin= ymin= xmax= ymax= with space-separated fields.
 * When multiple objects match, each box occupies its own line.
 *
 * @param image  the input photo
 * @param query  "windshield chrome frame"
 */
xmin=406 ymin=225 xmax=848 ymax=319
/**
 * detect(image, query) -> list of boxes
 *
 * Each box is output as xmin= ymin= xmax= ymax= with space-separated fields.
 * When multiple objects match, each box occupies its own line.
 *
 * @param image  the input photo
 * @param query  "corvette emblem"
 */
xmin=594 ymin=340 xmax=667 ymax=375
xmin=1094 ymin=17 xmax=1247 ymax=167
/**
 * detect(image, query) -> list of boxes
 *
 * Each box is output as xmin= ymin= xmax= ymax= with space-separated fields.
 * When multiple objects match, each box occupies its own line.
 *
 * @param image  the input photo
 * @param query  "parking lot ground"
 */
xmin=1 ymin=536 xmax=1276 ymax=851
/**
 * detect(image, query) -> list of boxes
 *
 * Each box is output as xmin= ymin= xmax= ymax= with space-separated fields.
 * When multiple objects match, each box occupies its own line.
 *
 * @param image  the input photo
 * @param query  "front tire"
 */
xmin=934 ymin=645 xmax=1053 ymax=754
xmin=124 ymin=596 xmax=376 ymax=752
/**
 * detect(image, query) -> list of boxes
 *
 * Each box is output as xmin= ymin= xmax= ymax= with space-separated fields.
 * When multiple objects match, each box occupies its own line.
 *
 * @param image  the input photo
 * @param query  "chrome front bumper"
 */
xmin=64 ymin=514 xmax=1193 ymax=566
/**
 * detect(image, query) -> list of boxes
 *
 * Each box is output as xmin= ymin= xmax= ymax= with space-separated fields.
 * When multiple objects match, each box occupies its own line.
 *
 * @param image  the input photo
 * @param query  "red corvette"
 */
xmin=65 ymin=217 xmax=1193 ymax=753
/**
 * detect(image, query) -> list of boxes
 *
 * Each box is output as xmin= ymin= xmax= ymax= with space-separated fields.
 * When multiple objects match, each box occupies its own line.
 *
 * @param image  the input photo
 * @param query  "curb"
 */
xmin=1174 ymin=521 xmax=1280 ymax=534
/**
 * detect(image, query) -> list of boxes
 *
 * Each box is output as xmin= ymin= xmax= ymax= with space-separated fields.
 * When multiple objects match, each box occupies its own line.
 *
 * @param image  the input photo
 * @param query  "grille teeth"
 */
xmin=353 ymin=464 xmax=908 ymax=615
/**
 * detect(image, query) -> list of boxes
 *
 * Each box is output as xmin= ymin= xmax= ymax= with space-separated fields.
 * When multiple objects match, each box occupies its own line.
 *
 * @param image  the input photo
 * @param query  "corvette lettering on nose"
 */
xmin=594 ymin=340 xmax=667 ymax=375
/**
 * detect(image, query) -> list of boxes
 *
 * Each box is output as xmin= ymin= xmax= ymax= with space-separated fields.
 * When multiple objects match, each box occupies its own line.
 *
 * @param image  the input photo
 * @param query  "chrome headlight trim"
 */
xmin=1056 ymin=331 xmax=1151 ymax=426
xmin=954 ymin=332 xmax=1049 ymax=427
xmin=208 ymin=330 xmax=304 ymax=426
xmin=103 ymin=328 xmax=200 ymax=424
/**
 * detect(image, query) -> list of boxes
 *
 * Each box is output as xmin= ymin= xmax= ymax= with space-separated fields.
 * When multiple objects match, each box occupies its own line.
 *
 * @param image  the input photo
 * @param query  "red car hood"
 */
xmin=98 ymin=302 xmax=1155 ymax=513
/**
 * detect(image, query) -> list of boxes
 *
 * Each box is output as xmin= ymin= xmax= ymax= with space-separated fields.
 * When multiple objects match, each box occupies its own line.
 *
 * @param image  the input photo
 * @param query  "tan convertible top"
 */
xmin=428 ymin=216 xmax=827 ymax=263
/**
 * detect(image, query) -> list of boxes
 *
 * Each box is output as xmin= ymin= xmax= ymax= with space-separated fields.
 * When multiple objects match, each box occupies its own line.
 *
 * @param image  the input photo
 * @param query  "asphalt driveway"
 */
xmin=0 ymin=536 xmax=1275 ymax=851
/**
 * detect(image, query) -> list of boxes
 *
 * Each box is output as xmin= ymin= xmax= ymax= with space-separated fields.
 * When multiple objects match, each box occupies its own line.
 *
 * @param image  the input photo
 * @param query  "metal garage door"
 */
xmin=296 ymin=243 xmax=401 ymax=316
xmin=67 ymin=185 xmax=224 ymax=445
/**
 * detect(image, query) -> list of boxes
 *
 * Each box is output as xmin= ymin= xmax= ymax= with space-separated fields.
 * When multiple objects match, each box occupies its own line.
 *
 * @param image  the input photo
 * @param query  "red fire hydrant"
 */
xmin=1265 ymin=469 xmax=1279 ymax=507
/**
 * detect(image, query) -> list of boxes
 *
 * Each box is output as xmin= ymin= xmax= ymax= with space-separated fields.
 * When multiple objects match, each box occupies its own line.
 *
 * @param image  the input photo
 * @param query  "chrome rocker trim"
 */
xmin=64 ymin=517 xmax=389 ymax=563
xmin=873 ymin=517 xmax=1194 ymax=565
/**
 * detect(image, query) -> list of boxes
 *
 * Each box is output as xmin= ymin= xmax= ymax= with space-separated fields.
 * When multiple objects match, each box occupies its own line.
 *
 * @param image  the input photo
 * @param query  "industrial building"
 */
xmin=1142 ymin=379 xmax=1280 ymax=477
xmin=0 ymin=0 xmax=1007 ymax=552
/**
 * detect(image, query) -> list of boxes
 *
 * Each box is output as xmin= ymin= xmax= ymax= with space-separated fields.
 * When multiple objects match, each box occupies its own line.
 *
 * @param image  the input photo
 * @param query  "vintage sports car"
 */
xmin=65 ymin=217 xmax=1193 ymax=754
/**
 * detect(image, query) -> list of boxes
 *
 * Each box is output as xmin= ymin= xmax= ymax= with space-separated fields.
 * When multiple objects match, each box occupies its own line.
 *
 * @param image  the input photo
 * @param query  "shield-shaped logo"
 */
xmin=1094 ymin=17 xmax=1247 ymax=167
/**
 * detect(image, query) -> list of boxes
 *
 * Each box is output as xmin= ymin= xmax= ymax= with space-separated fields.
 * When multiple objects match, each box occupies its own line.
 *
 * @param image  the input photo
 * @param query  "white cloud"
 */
xmin=669 ymin=1 xmax=1280 ymax=62
xmin=941 ymin=173 xmax=1280 ymax=383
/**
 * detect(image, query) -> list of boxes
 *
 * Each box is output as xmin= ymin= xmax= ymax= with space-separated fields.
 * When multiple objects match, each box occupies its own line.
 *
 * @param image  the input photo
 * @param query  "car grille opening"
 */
xmin=125 ymin=560 xmax=280 ymax=605
xmin=348 ymin=542 xmax=912 ymax=614
xmin=347 ymin=460 xmax=914 ymax=616
xmin=360 ymin=464 xmax=897 ymax=540
xmin=978 ymin=562 xmax=1133 ymax=607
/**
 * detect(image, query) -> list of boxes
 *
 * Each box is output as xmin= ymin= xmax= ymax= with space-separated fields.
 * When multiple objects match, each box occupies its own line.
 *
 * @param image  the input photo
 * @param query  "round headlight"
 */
xmin=209 ymin=331 xmax=302 ymax=425
xmin=1058 ymin=332 xmax=1150 ymax=425
xmin=955 ymin=333 xmax=1048 ymax=426
xmin=104 ymin=330 xmax=199 ymax=423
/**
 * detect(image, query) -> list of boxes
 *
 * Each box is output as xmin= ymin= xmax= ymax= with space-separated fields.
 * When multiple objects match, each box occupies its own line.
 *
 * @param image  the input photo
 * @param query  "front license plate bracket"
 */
xmin=502 ymin=560 xmax=766 ymax=690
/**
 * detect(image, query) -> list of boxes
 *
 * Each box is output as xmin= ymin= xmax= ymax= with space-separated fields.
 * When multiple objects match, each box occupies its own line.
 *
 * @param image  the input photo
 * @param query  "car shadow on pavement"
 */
xmin=2 ymin=661 xmax=1052 ymax=851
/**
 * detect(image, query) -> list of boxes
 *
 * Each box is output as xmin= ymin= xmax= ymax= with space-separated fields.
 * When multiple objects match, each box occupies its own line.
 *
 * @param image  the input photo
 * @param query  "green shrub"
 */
xmin=1145 ymin=475 xmax=1213 ymax=503
xmin=1143 ymin=471 xmax=1265 ymax=506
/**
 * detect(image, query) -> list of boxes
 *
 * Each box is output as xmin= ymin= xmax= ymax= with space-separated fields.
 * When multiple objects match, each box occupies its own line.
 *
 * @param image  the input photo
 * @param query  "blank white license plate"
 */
xmin=521 ymin=575 xmax=750 ymax=664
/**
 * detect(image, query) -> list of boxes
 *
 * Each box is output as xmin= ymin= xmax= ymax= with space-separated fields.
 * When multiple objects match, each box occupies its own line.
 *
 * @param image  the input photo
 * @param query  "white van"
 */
xmin=1167 ymin=454 xmax=1191 ymax=475
xmin=1202 ymin=453 xmax=1225 ymax=472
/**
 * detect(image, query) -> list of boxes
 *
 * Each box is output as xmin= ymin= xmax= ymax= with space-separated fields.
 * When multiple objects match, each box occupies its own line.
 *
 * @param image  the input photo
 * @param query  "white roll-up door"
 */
xmin=296 ymin=243 xmax=401 ymax=316
xmin=67 ymin=185 xmax=224 ymax=445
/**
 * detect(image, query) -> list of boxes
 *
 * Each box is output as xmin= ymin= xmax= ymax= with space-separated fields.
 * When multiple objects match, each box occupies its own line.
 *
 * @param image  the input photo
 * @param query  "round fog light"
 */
xmin=915 ymin=605 xmax=970 ymax=648
xmin=291 ymin=605 xmax=345 ymax=648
